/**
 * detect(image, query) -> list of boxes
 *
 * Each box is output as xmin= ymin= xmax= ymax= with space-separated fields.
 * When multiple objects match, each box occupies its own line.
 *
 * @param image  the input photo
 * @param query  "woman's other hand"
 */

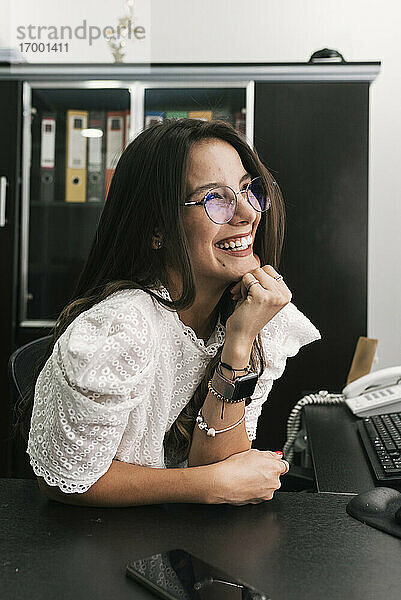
xmin=211 ymin=448 xmax=290 ymax=505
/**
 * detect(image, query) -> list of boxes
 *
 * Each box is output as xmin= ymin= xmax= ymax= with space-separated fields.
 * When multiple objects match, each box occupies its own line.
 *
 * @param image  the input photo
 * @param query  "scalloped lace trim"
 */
xmin=29 ymin=454 xmax=107 ymax=494
xmin=151 ymin=283 xmax=226 ymax=354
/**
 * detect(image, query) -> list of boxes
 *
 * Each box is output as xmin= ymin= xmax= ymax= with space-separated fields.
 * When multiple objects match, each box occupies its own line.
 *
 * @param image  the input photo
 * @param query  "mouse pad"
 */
xmin=346 ymin=487 xmax=401 ymax=539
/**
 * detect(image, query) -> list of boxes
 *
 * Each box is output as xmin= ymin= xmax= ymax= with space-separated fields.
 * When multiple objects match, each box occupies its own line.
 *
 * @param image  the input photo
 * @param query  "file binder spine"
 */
xmin=165 ymin=111 xmax=188 ymax=119
xmin=188 ymin=110 xmax=213 ymax=121
xmin=212 ymin=109 xmax=235 ymax=126
xmin=65 ymin=110 xmax=88 ymax=203
xmin=86 ymin=111 xmax=106 ymax=203
xmin=124 ymin=108 xmax=131 ymax=148
xmin=30 ymin=107 xmax=41 ymax=203
xmin=144 ymin=111 xmax=164 ymax=128
xmin=40 ymin=113 xmax=56 ymax=204
xmin=105 ymin=111 xmax=124 ymax=199
xmin=55 ymin=110 xmax=66 ymax=203
xmin=235 ymin=109 xmax=246 ymax=134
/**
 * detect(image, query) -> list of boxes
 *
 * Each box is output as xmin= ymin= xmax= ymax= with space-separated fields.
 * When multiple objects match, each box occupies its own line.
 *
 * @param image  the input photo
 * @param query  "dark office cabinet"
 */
xmin=253 ymin=82 xmax=369 ymax=451
xmin=0 ymin=81 xmax=22 ymax=475
xmin=0 ymin=61 xmax=380 ymax=476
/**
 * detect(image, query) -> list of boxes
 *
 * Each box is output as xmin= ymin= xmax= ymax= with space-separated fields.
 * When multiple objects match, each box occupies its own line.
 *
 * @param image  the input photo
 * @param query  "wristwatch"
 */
xmin=211 ymin=362 xmax=258 ymax=402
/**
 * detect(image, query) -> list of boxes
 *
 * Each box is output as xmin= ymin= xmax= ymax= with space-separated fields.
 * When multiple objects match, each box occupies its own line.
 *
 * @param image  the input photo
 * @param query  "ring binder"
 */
xmin=65 ymin=109 xmax=88 ymax=203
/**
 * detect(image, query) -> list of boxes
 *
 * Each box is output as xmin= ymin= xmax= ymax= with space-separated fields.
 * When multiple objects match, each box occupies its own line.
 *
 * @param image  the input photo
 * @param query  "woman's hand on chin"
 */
xmin=225 ymin=263 xmax=292 ymax=343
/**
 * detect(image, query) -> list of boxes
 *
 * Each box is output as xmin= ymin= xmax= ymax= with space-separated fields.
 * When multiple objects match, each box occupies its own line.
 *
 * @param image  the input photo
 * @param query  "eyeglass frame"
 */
xmin=179 ymin=176 xmax=271 ymax=224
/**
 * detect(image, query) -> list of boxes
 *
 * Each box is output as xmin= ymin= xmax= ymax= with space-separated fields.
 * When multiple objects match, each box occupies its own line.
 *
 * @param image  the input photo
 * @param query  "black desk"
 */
xmin=2 ymin=478 xmax=401 ymax=600
xmin=303 ymin=403 xmax=401 ymax=494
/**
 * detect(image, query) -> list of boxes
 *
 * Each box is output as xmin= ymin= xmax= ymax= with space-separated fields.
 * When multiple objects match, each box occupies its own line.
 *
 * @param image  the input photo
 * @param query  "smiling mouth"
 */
xmin=215 ymin=244 xmax=253 ymax=256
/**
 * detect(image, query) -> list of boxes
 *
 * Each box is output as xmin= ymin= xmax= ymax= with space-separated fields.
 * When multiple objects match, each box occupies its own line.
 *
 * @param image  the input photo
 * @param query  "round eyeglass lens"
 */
xmin=247 ymin=177 xmax=271 ymax=212
xmin=204 ymin=177 xmax=271 ymax=224
xmin=205 ymin=187 xmax=236 ymax=224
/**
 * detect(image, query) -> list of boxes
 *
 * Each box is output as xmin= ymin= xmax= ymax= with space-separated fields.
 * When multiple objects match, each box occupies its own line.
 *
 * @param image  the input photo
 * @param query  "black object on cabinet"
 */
xmin=0 ymin=62 xmax=379 ymax=477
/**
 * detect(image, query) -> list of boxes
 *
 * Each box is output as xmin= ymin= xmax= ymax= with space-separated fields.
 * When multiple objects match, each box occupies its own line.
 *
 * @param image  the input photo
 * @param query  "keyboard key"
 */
xmin=383 ymin=467 xmax=401 ymax=475
xmin=365 ymin=421 xmax=379 ymax=439
xmin=384 ymin=441 xmax=397 ymax=451
xmin=362 ymin=413 xmax=401 ymax=481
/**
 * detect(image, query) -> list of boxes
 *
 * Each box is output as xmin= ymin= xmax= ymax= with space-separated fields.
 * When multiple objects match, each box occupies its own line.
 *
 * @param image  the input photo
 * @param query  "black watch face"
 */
xmin=232 ymin=372 xmax=258 ymax=401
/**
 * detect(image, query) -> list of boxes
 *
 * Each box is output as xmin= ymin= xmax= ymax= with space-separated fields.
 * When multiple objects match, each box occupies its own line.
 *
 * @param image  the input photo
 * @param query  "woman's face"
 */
xmin=181 ymin=138 xmax=261 ymax=291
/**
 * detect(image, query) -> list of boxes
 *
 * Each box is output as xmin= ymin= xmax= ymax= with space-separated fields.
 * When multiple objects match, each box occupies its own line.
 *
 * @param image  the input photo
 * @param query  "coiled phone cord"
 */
xmin=283 ymin=390 xmax=346 ymax=463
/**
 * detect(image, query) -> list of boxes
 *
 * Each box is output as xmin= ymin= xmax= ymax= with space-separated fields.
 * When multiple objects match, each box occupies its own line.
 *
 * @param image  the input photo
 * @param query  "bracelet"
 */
xmin=219 ymin=360 xmax=251 ymax=380
xmin=207 ymin=377 xmax=252 ymax=420
xmin=207 ymin=378 xmax=246 ymax=404
xmin=196 ymin=407 xmax=246 ymax=437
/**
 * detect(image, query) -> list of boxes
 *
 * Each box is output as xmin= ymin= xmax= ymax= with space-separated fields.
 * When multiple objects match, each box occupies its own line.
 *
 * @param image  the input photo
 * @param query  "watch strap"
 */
xmin=211 ymin=364 xmax=258 ymax=402
xmin=211 ymin=367 xmax=236 ymax=400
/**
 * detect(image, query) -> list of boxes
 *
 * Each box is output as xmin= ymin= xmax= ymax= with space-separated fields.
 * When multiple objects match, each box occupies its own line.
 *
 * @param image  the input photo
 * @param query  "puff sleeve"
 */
xmin=27 ymin=301 xmax=156 ymax=494
xmin=244 ymin=301 xmax=321 ymax=441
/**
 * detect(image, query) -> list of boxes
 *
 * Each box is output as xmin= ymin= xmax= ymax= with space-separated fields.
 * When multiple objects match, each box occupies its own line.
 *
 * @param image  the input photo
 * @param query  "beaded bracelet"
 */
xmin=196 ymin=406 xmax=246 ymax=437
xmin=209 ymin=361 xmax=254 ymax=416
xmin=207 ymin=378 xmax=246 ymax=404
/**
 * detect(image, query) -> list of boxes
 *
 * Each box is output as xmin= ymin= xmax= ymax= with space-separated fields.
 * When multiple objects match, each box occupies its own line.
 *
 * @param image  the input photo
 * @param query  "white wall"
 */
xmin=1 ymin=0 xmax=400 ymax=368
xmin=1 ymin=0 xmax=151 ymax=62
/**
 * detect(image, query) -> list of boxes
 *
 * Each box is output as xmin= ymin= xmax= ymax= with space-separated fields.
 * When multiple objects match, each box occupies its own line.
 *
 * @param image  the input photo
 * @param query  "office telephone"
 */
xmin=283 ymin=366 xmax=401 ymax=463
xmin=343 ymin=366 xmax=401 ymax=417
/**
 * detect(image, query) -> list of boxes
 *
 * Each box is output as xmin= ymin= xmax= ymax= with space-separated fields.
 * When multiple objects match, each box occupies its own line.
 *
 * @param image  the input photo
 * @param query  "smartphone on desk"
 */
xmin=126 ymin=548 xmax=269 ymax=599
xmin=343 ymin=366 xmax=401 ymax=417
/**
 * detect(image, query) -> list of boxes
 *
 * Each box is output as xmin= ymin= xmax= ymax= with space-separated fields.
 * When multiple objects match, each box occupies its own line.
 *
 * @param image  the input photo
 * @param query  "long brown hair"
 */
xmin=13 ymin=118 xmax=286 ymax=466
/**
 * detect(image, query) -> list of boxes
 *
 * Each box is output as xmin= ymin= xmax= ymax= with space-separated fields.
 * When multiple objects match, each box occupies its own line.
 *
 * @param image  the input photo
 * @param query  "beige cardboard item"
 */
xmin=346 ymin=336 xmax=379 ymax=385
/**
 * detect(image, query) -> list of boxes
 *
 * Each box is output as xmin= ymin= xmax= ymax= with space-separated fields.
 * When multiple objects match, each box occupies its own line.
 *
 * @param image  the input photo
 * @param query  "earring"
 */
xmin=153 ymin=237 xmax=162 ymax=249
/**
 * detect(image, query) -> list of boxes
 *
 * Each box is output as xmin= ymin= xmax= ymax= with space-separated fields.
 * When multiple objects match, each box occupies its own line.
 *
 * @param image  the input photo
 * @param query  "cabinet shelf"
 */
xmin=30 ymin=201 xmax=104 ymax=207
xmin=29 ymin=263 xmax=79 ymax=272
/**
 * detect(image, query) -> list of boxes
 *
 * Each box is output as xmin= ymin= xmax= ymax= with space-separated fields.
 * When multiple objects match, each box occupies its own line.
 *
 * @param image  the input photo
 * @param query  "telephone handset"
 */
xmin=343 ymin=366 xmax=401 ymax=417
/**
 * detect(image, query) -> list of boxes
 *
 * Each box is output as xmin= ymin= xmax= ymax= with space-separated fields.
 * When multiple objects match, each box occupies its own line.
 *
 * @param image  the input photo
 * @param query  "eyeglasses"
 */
xmin=180 ymin=176 xmax=271 ymax=225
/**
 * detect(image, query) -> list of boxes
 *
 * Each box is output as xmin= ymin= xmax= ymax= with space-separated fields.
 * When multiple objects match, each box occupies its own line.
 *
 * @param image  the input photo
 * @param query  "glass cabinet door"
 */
xmin=20 ymin=81 xmax=252 ymax=327
xmin=21 ymin=84 xmax=131 ymax=325
xmin=142 ymin=84 xmax=248 ymax=134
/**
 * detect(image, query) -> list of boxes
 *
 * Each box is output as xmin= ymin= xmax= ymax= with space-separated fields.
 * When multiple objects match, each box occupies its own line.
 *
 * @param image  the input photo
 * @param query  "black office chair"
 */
xmin=7 ymin=336 xmax=53 ymax=478
xmin=8 ymin=335 xmax=53 ymax=402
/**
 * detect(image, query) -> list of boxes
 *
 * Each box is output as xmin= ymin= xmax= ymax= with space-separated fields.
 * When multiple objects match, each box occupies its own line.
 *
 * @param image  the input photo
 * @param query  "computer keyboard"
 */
xmin=357 ymin=412 xmax=401 ymax=481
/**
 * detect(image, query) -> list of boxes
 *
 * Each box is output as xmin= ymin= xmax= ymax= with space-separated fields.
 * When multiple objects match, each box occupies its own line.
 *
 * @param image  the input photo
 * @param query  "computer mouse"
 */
xmin=348 ymin=486 xmax=401 ymax=518
xmin=346 ymin=486 xmax=401 ymax=538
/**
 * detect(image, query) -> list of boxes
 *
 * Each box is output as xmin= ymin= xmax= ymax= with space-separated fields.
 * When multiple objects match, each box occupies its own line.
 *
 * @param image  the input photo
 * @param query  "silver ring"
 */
xmin=246 ymin=280 xmax=260 ymax=293
xmin=280 ymin=459 xmax=289 ymax=474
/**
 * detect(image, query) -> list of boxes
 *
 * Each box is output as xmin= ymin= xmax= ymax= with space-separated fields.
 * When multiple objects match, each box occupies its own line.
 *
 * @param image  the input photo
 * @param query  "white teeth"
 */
xmin=217 ymin=243 xmax=249 ymax=251
xmin=215 ymin=234 xmax=253 ymax=251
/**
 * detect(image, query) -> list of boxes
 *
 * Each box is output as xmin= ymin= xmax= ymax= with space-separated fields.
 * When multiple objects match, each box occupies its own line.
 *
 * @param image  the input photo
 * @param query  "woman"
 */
xmin=18 ymin=118 xmax=320 ymax=507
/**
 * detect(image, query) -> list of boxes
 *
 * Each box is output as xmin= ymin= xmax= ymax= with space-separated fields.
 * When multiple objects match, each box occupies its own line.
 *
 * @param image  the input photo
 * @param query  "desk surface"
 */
xmin=2 ymin=478 xmax=401 ymax=600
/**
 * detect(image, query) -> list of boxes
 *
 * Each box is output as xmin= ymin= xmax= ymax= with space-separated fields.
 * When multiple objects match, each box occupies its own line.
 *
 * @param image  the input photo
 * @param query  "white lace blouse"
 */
xmin=27 ymin=283 xmax=321 ymax=494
